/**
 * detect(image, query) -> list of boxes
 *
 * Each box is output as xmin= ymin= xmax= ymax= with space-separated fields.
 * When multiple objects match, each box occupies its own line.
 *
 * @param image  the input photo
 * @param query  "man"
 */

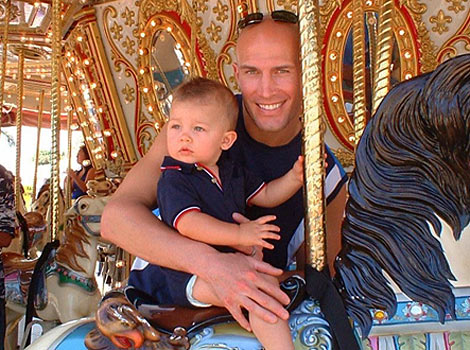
xmin=101 ymin=15 xmax=347 ymax=332
xmin=0 ymin=164 xmax=15 ymax=347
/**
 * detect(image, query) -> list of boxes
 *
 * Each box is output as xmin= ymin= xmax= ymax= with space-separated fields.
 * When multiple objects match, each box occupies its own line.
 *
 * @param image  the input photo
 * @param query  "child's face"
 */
xmin=166 ymin=100 xmax=236 ymax=166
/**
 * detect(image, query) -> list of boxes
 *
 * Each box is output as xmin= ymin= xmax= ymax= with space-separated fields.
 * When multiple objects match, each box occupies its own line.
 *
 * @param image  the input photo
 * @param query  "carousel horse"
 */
xmin=4 ymin=195 xmax=108 ymax=350
xmin=29 ymin=182 xmax=66 ymax=254
xmin=335 ymin=54 xmax=470 ymax=337
xmin=80 ymin=55 xmax=470 ymax=350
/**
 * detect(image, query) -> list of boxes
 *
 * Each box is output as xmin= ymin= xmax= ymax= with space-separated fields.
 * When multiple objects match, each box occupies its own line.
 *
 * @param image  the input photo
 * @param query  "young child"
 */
xmin=128 ymin=77 xmax=303 ymax=350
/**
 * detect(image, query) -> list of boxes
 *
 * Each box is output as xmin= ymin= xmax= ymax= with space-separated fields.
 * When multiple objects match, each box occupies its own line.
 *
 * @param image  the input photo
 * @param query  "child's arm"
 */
xmin=250 ymin=156 xmax=304 ymax=208
xmin=176 ymin=211 xmax=281 ymax=250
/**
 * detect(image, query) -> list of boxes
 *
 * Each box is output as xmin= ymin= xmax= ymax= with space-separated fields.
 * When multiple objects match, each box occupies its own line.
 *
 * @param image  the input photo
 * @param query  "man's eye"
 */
xmin=194 ymin=126 xmax=205 ymax=132
xmin=244 ymin=69 xmax=257 ymax=75
xmin=277 ymin=69 xmax=289 ymax=74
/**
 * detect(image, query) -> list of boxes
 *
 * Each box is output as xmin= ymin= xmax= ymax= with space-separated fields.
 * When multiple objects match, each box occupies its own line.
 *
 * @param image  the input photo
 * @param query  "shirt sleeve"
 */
xmin=325 ymin=145 xmax=348 ymax=204
xmin=242 ymin=167 xmax=266 ymax=206
xmin=157 ymin=171 xmax=201 ymax=229
xmin=0 ymin=172 xmax=16 ymax=236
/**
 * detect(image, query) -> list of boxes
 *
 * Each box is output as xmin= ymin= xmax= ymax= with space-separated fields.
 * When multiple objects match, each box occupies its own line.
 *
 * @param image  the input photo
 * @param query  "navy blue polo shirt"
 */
xmin=226 ymin=95 xmax=348 ymax=269
xmin=158 ymin=156 xmax=266 ymax=232
xmin=128 ymin=155 xmax=266 ymax=307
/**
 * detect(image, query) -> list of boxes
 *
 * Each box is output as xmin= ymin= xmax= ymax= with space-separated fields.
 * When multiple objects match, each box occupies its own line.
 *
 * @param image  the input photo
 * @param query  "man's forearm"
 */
xmin=101 ymin=197 xmax=218 ymax=277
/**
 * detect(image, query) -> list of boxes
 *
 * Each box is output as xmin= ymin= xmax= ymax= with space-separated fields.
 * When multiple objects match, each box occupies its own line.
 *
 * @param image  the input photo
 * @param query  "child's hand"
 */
xmin=238 ymin=215 xmax=280 ymax=249
xmin=293 ymin=155 xmax=304 ymax=184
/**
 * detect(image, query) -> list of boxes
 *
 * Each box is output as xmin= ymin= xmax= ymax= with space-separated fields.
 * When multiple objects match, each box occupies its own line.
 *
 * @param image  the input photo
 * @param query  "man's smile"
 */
xmin=257 ymin=102 xmax=283 ymax=111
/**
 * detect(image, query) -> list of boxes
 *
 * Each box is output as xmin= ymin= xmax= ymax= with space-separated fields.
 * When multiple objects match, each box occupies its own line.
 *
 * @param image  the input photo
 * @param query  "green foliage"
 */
xmin=397 ymin=334 xmax=426 ymax=350
xmin=35 ymin=150 xmax=65 ymax=165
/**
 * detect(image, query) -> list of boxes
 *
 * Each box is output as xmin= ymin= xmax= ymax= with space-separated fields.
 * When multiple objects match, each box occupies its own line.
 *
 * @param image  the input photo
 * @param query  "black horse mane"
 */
xmin=335 ymin=54 xmax=470 ymax=336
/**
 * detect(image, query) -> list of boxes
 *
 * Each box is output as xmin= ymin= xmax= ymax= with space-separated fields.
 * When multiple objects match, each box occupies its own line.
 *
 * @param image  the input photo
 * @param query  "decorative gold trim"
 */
xmin=299 ymin=0 xmax=326 ymax=271
xmin=50 ymin=0 xmax=61 ymax=241
xmin=371 ymin=0 xmax=394 ymax=114
xmin=437 ymin=9 xmax=470 ymax=62
xmin=400 ymin=0 xmax=437 ymax=72
xmin=15 ymin=48 xmax=24 ymax=214
xmin=352 ymin=0 xmax=366 ymax=145
xmin=137 ymin=0 xmax=218 ymax=152
xmin=323 ymin=1 xmax=419 ymax=150
xmin=63 ymin=8 xmax=138 ymax=172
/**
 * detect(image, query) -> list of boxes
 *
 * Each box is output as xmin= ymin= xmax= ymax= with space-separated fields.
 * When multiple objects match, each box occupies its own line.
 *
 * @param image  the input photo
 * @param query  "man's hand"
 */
xmin=238 ymin=215 xmax=280 ymax=249
xmin=203 ymin=250 xmax=290 ymax=332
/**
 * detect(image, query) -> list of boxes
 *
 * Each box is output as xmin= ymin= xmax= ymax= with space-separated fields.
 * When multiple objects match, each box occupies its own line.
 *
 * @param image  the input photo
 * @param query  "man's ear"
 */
xmin=221 ymin=130 xmax=237 ymax=151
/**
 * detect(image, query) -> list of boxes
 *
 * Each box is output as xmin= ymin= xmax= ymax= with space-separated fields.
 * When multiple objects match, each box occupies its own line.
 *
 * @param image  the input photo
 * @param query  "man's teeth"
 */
xmin=258 ymin=103 xmax=282 ymax=110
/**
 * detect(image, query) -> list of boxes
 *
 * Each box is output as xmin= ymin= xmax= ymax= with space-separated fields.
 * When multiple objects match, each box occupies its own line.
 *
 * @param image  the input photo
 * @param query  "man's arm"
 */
xmin=100 ymin=126 xmax=290 ymax=330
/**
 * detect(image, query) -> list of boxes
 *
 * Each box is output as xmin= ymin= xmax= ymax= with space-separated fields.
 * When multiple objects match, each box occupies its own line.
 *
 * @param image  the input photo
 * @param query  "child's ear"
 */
xmin=221 ymin=130 xmax=237 ymax=150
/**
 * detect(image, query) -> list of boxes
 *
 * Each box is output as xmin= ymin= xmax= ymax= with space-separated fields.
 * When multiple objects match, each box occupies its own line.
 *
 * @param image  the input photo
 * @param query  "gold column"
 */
xmin=32 ymin=90 xmax=45 ymax=201
xmin=371 ymin=0 xmax=394 ymax=114
xmin=50 ymin=0 xmax=62 ymax=241
xmin=299 ymin=0 xmax=326 ymax=271
xmin=352 ymin=0 xmax=367 ymax=144
xmin=15 ymin=48 xmax=24 ymax=213
xmin=0 ymin=0 xmax=10 ymax=138
xmin=65 ymin=108 xmax=72 ymax=208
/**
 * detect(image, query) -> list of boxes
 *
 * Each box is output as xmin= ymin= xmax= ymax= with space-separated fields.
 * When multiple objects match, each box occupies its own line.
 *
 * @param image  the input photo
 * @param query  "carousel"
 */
xmin=0 ymin=0 xmax=469 ymax=349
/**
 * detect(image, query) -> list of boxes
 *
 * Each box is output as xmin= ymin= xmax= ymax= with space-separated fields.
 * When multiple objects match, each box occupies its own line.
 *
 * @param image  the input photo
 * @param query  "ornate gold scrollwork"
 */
xmin=322 ymin=0 xmax=419 ymax=151
xmin=137 ymin=0 xmax=218 ymax=143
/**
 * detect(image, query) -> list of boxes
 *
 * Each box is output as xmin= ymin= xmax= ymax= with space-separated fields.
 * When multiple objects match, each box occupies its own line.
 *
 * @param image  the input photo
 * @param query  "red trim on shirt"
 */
xmin=195 ymin=163 xmax=223 ymax=190
xmin=161 ymin=165 xmax=182 ymax=172
xmin=246 ymin=182 xmax=266 ymax=206
xmin=173 ymin=207 xmax=201 ymax=230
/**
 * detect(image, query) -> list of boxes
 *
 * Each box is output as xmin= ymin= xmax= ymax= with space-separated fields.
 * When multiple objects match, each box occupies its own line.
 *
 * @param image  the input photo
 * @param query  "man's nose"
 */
xmin=258 ymin=73 xmax=276 ymax=97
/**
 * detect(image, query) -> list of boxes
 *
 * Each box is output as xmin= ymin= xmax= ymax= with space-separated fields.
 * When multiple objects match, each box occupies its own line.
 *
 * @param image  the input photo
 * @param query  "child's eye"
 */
xmin=170 ymin=124 xmax=180 ymax=130
xmin=194 ymin=126 xmax=205 ymax=132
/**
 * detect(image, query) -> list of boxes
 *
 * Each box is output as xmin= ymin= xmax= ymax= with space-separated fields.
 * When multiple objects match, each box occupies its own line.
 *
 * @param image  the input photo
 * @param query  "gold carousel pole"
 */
xmin=299 ymin=0 xmax=326 ymax=271
xmin=14 ymin=48 xmax=24 ymax=214
xmin=352 ymin=0 xmax=367 ymax=144
xmin=371 ymin=0 xmax=394 ymax=114
xmin=0 ymin=0 xmax=10 ymax=139
xmin=32 ymin=90 xmax=45 ymax=202
xmin=65 ymin=107 xmax=72 ymax=208
xmin=49 ymin=0 xmax=62 ymax=241
xmin=190 ymin=1 xmax=197 ymax=77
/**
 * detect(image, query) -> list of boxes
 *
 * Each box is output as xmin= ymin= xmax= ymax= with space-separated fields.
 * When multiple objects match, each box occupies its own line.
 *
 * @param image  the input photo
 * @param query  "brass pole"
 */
xmin=65 ymin=108 xmax=72 ymax=208
xmin=0 ymin=0 xmax=10 ymax=138
xmin=366 ymin=12 xmax=377 ymax=93
xmin=190 ymin=1 xmax=197 ymax=77
xmin=32 ymin=90 xmax=45 ymax=202
xmin=14 ymin=48 xmax=24 ymax=213
xmin=299 ymin=0 xmax=326 ymax=271
xmin=50 ymin=0 xmax=62 ymax=241
xmin=352 ymin=0 xmax=367 ymax=144
xmin=371 ymin=0 xmax=394 ymax=114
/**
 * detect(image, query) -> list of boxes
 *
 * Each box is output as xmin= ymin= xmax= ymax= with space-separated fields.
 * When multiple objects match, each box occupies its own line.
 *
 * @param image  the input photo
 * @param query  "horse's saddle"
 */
xmin=85 ymin=276 xmax=306 ymax=350
xmin=4 ymin=252 xmax=38 ymax=306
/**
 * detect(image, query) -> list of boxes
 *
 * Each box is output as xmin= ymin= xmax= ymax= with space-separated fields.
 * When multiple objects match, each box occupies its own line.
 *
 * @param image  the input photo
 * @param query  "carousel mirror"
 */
xmin=150 ymin=29 xmax=189 ymax=116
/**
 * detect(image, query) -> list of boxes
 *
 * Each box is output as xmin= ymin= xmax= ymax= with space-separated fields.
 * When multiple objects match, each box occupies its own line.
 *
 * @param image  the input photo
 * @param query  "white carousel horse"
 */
xmin=4 ymin=195 xmax=108 ymax=350
xmin=30 ymin=182 xmax=66 ymax=239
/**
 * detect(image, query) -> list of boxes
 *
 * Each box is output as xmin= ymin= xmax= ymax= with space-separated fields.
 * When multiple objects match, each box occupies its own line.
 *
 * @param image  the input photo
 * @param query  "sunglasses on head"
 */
xmin=237 ymin=10 xmax=298 ymax=31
